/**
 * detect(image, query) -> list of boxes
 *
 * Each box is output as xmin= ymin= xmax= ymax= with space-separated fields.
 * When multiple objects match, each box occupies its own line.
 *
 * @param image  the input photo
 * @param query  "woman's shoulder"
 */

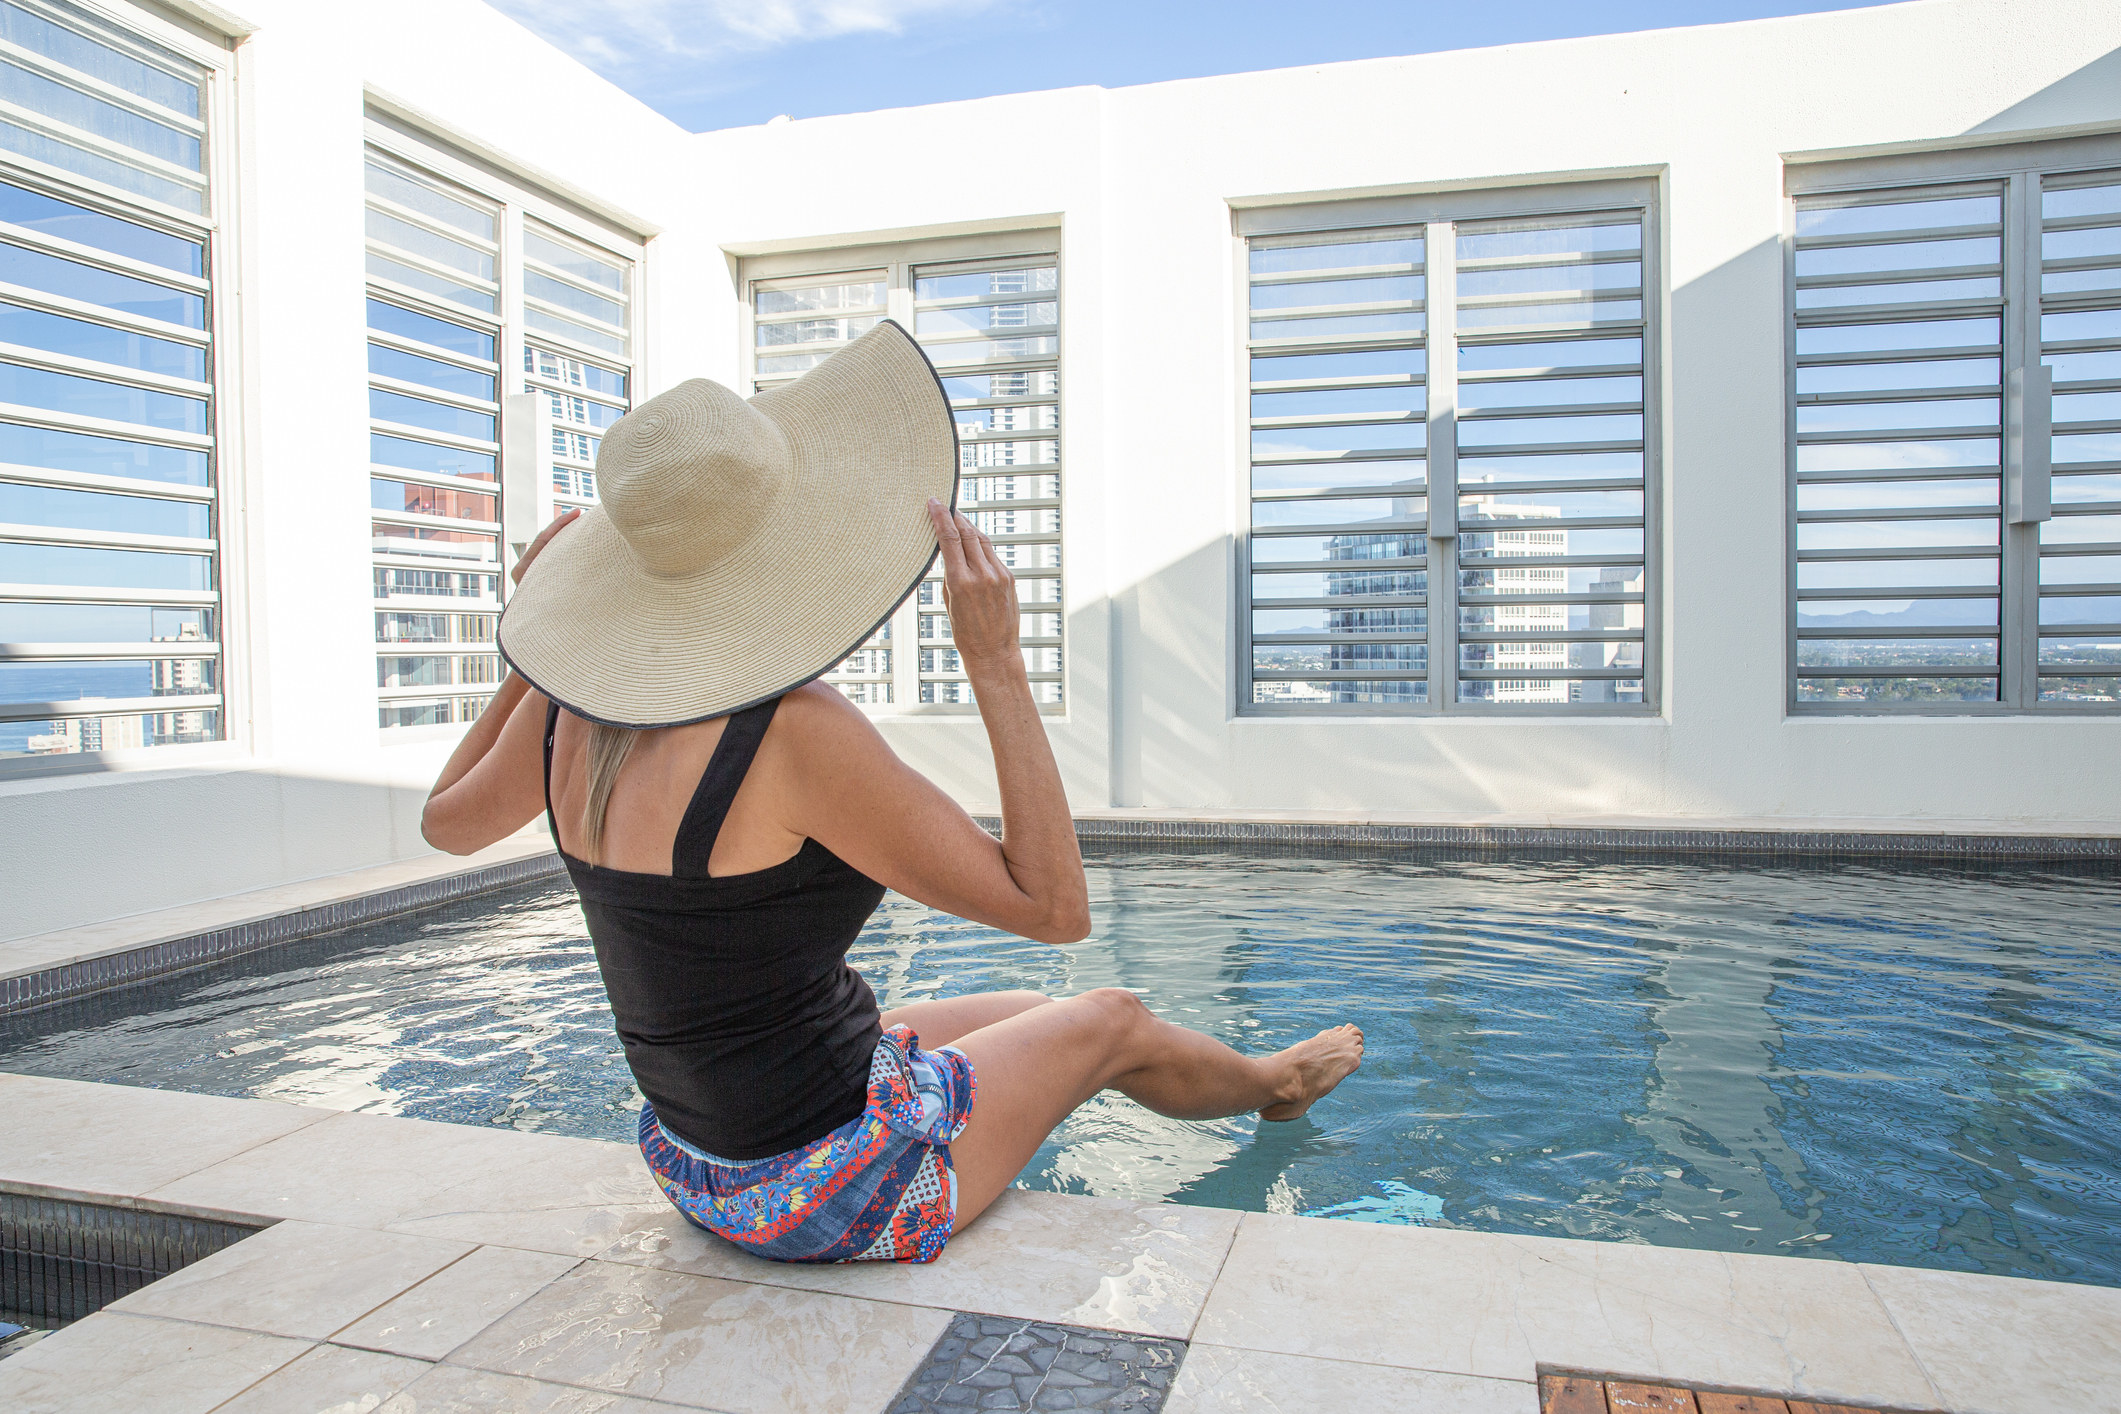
xmin=772 ymin=681 xmax=890 ymax=754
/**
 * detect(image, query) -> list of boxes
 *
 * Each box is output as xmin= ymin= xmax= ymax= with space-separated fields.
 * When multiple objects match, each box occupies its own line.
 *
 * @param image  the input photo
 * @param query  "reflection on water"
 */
xmin=4 ymin=850 xmax=2118 ymax=1287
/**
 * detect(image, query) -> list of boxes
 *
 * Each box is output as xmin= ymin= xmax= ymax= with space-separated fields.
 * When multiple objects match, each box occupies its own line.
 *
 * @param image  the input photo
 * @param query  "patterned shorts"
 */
xmin=638 ymin=1024 xmax=978 ymax=1264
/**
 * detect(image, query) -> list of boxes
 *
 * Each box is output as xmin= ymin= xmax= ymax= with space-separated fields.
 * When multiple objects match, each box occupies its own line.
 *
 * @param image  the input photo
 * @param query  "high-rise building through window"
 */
xmin=363 ymin=121 xmax=639 ymax=731
xmin=0 ymin=0 xmax=227 ymax=759
xmin=744 ymin=236 xmax=1062 ymax=709
xmin=1789 ymin=138 xmax=2121 ymax=712
xmin=1242 ymin=185 xmax=1656 ymax=712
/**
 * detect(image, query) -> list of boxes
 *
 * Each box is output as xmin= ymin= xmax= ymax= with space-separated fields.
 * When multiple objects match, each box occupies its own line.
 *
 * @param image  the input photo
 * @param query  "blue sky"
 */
xmin=486 ymin=0 xmax=1899 ymax=133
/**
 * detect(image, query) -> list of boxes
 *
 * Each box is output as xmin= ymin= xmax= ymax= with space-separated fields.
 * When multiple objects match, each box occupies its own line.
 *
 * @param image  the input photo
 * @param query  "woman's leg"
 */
xmin=879 ymin=990 xmax=1053 ymax=1050
xmin=946 ymin=988 xmax=1363 ymax=1229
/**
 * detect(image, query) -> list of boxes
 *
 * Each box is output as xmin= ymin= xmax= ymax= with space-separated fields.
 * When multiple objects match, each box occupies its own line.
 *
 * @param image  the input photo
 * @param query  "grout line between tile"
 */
xmin=320 ymin=1240 xmax=491 ymax=1349
xmin=1181 ymin=1209 xmax=1246 ymax=1343
xmin=1855 ymin=1264 xmax=1948 ymax=1411
xmin=132 ymin=1107 xmax=364 ymax=1216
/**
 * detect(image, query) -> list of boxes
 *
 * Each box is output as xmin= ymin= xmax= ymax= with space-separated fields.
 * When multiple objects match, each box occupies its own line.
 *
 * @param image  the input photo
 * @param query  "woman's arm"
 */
xmin=420 ymin=510 xmax=577 ymax=855
xmin=777 ymin=501 xmax=1090 ymax=944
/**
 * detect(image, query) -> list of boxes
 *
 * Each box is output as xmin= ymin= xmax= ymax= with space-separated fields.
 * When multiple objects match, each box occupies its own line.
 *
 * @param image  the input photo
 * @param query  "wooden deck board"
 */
xmin=1540 ymin=1373 xmax=1614 ymax=1414
xmin=1698 ymin=1395 xmax=1793 ymax=1414
xmin=1541 ymin=1374 xmax=1900 ymax=1414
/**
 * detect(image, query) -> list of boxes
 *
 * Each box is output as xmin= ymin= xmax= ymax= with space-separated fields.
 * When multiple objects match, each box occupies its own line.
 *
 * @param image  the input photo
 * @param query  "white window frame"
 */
xmin=0 ymin=0 xmax=244 ymax=780
xmin=362 ymin=110 xmax=648 ymax=740
xmin=1784 ymin=130 xmax=2121 ymax=716
xmin=740 ymin=227 xmax=1065 ymax=715
xmin=1234 ymin=176 xmax=1664 ymax=717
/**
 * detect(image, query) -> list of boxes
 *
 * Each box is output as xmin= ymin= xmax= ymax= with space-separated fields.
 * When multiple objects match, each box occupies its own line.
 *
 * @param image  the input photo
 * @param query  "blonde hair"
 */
xmin=579 ymin=720 xmax=641 ymax=865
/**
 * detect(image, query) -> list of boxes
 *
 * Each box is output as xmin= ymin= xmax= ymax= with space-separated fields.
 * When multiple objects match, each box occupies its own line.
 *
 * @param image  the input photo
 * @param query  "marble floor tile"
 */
xmin=0 ymin=1074 xmax=328 ymax=1205
xmin=600 ymin=1187 xmax=1240 ymax=1338
xmin=1193 ymin=1215 xmax=1939 ymax=1409
xmin=212 ymin=1343 xmax=433 ymax=1413
xmin=109 ymin=1219 xmax=472 ymax=1340
xmin=378 ymin=1364 xmax=708 ymax=1413
xmin=1861 ymin=1263 xmax=2121 ymax=1414
xmin=1166 ymin=1346 xmax=1535 ymax=1414
xmin=382 ymin=1137 xmax=667 ymax=1257
xmin=0 ymin=1312 xmax=309 ymax=1414
xmin=447 ymin=1257 xmax=951 ymax=1414
xmin=335 ymin=1245 xmax=583 ymax=1360
xmin=145 ymin=1109 xmax=653 ymax=1242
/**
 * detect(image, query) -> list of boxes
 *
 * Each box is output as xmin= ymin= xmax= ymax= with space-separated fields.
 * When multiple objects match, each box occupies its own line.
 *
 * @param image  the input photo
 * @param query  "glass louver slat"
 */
xmin=0 ymin=7 xmax=218 ymax=760
xmin=915 ymin=258 xmax=1062 ymax=706
xmin=362 ymin=155 xmax=489 ymax=728
xmin=1791 ymin=183 xmax=2005 ymax=706
xmin=1246 ymin=228 xmax=1429 ymax=707
xmin=1454 ymin=212 xmax=1647 ymax=707
xmin=2038 ymin=170 xmax=2121 ymax=703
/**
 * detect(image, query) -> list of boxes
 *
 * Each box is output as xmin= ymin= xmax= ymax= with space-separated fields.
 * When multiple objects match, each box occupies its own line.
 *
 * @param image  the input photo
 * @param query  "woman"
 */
xmin=422 ymin=321 xmax=1362 ymax=1265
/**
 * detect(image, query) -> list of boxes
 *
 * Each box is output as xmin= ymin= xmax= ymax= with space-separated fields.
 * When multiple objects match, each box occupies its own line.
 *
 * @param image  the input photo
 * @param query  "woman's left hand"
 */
xmin=512 ymin=507 xmax=581 ymax=588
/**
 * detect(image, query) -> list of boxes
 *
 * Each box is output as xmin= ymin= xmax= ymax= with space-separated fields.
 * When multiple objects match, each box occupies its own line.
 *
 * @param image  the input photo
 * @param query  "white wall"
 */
xmin=694 ymin=0 xmax=2121 ymax=831
xmin=4 ymin=0 xmax=2118 ymax=942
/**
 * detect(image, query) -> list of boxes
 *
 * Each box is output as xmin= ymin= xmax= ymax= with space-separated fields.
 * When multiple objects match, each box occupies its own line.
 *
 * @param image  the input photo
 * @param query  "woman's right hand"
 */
xmin=511 ymin=507 xmax=580 ymax=588
xmin=927 ymin=497 xmax=1020 ymax=670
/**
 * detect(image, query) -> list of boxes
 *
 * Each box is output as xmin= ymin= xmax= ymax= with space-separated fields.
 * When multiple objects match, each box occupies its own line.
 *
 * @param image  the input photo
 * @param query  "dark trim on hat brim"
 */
xmin=497 ymin=318 xmax=964 ymax=730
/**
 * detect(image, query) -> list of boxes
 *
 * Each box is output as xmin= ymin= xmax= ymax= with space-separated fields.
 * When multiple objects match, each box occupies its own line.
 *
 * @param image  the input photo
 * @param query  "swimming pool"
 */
xmin=5 ymin=847 xmax=2118 ymax=1287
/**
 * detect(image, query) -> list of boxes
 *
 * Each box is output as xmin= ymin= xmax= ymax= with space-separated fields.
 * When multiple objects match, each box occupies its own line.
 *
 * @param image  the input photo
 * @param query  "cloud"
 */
xmin=488 ymin=0 xmax=1012 ymax=72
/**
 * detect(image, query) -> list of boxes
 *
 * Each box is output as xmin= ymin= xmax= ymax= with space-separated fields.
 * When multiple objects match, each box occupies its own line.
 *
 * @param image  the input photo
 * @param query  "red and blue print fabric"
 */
xmin=639 ymin=1024 xmax=977 ymax=1264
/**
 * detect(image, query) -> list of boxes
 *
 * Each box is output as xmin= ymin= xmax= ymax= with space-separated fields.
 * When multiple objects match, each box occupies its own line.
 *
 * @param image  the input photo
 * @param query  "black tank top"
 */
xmin=542 ymin=697 xmax=886 ymax=1161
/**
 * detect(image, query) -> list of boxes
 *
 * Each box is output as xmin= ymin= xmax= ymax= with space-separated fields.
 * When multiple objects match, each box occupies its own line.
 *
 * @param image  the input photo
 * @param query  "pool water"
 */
xmin=5 ymin=848 xmax=2118 ymax=1287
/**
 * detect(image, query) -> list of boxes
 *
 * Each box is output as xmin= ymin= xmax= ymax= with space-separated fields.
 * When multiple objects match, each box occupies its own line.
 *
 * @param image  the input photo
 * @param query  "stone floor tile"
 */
xmin=145 ymin=1109 xmax=656 ymax=1248
xmin=378 ymin=1364 xmax=708 ymax=1412
xmin=108 ymin=1219 xmax=472 ymax=1339
xmin=0 ymin=1074 xmax=328 ymax=1204
xmin=1192 ymin=1215 xmax=1938 ymax=1408
xmin=599 ymin=1188 xmax=1240 ymax=1338
xmin=446 ymin=1257 xmax=951 ymax=1414
xmin=212 ymin=1343 xmax=432 ymax=1413
xmin=334 ymin=1245 xmax=583 ymax=1360
xmin=1166 ymin=1346 xmax=1534 ymax=1413
xmin=0 ymin=1312 xmax=309 ymax=1414
xmin=1860 ymin=1263 xmax=2121 ymax=1414
xmin=382 ymin=1138 xmax=667 ymax=1257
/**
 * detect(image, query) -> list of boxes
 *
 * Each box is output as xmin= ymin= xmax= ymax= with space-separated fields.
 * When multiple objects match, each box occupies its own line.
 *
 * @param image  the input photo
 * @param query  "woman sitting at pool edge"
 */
xmin=420 ymin=321 xmax=1363 ymax=1264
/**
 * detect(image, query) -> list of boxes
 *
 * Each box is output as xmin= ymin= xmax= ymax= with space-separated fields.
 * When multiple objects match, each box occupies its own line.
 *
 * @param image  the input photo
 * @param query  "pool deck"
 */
xmin=2 ymin=1073 xmax=2115 ymax=1413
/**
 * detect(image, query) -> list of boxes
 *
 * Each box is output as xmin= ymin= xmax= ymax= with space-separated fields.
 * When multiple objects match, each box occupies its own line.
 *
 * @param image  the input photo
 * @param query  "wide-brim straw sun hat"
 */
xmin=498 ymin=319 xmax=958 ymax=726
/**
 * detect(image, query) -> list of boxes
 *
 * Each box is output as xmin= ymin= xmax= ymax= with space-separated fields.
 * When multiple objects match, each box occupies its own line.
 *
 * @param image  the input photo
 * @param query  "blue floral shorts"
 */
xmin=638 ymin=1024 xmax=977 ymax=1264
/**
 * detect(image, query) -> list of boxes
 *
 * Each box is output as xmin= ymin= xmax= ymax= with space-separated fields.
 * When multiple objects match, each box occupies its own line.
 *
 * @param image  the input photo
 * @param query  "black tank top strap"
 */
xmin=672 ymin=695 xmax=782 ymax=877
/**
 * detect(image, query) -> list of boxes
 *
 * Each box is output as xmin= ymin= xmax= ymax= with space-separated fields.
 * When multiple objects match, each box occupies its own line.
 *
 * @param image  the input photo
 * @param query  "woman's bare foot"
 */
xmin=1259 ymin=1023 xmax=1365 ymax=1121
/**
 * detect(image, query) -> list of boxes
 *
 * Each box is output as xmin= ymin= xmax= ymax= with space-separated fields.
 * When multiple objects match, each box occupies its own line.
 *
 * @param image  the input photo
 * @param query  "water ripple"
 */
xmin=3 ymin=851 xmax=2117 ymax=1285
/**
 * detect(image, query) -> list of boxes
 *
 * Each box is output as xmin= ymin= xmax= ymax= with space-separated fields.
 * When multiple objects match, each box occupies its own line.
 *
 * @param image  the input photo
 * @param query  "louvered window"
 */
xmin=745 ymin=235 xmax=1062 ymax=710
xmin=0 ymin=0 xmax=226 ymax=761
xmin=1788 ymin=136 xmax=2120 ymax=712
xmin=1241 ymin=181 xmax=1657 ymax=713
xmin=364 ymin=123 xmax=641 ymax=731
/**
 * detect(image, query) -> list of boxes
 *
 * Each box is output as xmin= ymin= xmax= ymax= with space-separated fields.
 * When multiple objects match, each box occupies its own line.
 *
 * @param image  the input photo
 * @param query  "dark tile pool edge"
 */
xmin=9 ymin=817 xmax=2114 ymax=1016
xmin=993 ymin=816 xmax=2121 ymax=861
xmin=1 ymin=1191 xmax=265 ymax=1328
xmin=0 ymin=852 xmax=569 ymax=1017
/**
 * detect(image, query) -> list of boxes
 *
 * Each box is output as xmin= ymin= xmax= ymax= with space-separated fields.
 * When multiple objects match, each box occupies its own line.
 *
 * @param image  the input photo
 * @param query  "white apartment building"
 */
xmin=2 ymin=0 xmax=2118 ymax=939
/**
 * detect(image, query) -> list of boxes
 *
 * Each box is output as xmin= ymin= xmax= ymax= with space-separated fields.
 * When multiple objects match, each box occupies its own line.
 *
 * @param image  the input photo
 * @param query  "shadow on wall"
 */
xmin=1969 ymin=46 xmax=2121 ymax=136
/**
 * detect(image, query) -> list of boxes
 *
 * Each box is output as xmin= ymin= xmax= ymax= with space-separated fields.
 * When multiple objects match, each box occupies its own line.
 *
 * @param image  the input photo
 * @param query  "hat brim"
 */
xmin=495 ymin=319 xmax=960 ymax=727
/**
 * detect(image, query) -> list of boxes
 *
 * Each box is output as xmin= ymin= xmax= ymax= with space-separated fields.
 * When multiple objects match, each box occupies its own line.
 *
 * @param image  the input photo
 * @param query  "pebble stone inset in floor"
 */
xmin=889 ymin=1312 xmax=1186 ymax=1412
